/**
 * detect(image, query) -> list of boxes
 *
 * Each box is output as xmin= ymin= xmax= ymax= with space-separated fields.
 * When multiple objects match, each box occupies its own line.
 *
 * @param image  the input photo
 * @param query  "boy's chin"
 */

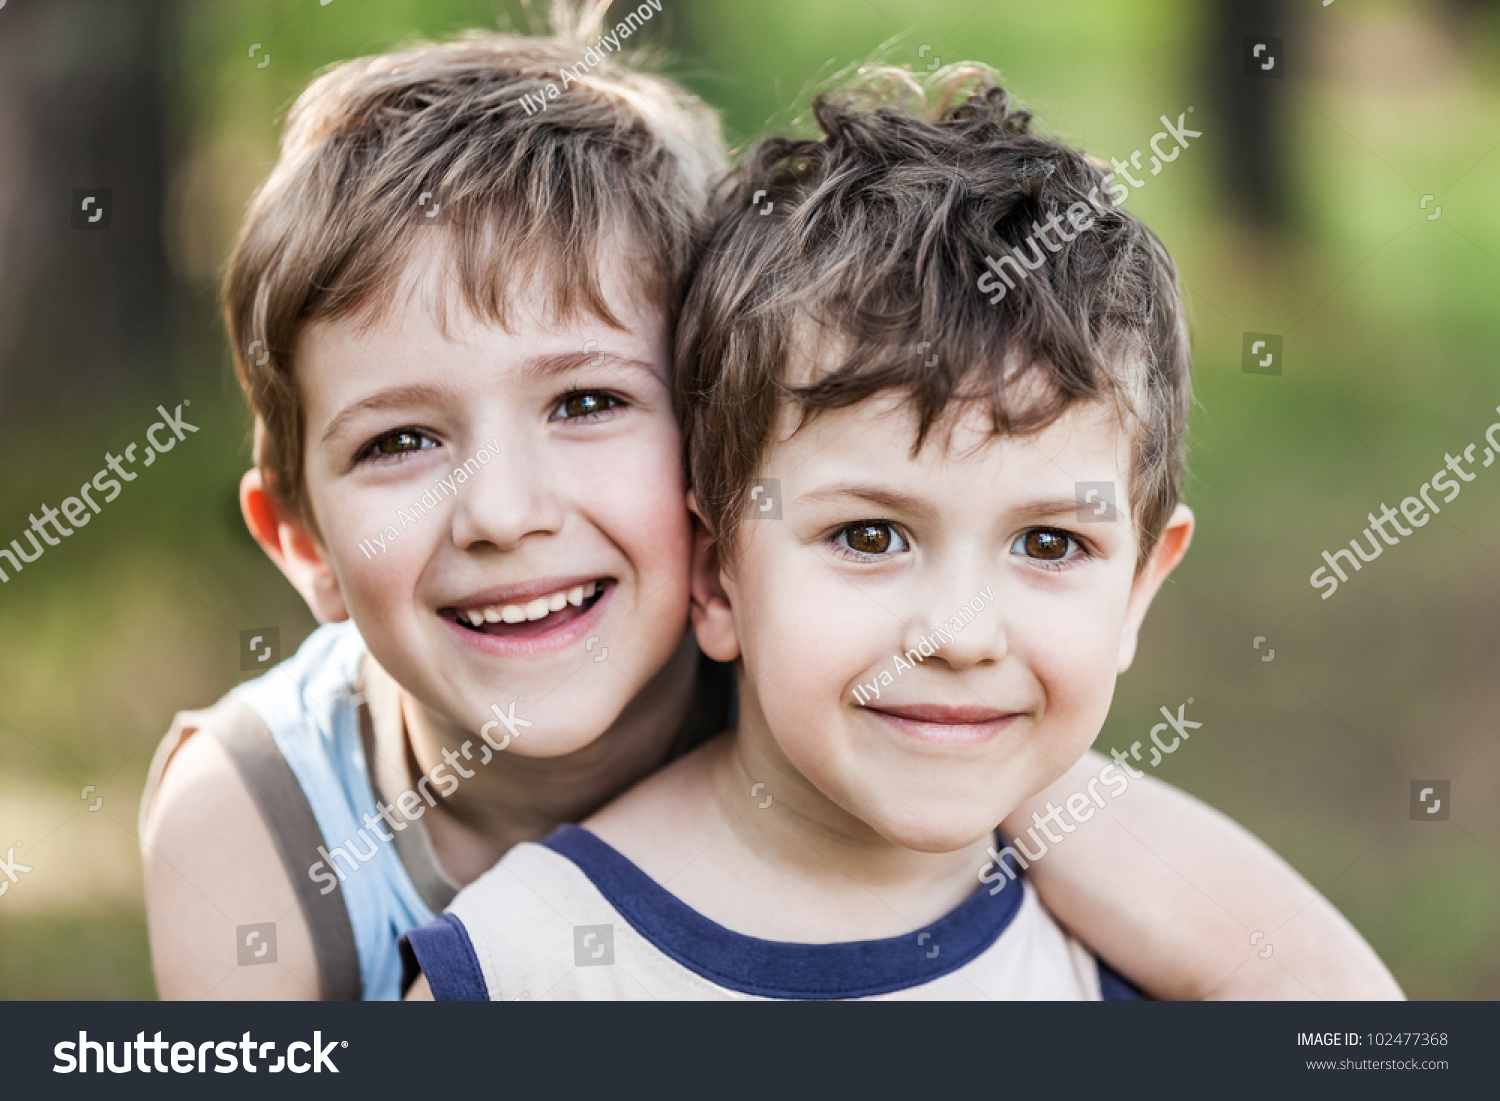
xmin=427 ymin=680 xmax=624 ymax=761
xmin=861 ymin=801 xmax=1011 ymax=856
xmin=497 ymin=723 xmax=615 ymax=759
xmin=470 ymin=696 xmax=629 ymax=760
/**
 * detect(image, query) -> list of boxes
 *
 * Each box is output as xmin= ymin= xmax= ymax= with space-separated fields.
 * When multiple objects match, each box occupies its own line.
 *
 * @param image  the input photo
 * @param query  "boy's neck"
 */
xmin=709 ymin=706 xmax=992 ymax=938
xmin=589 ymin=689 xmax=994 ymax=945
xmin=398 ymin=630 xmax=701 ymax=886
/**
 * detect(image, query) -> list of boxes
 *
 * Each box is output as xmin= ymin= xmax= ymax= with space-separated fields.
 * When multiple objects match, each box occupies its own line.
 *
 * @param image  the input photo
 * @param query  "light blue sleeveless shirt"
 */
xmin=231 ymin=621 xmax=437 ymax=1001
xmin=184 ymin=620 xmax=733 ymax=1000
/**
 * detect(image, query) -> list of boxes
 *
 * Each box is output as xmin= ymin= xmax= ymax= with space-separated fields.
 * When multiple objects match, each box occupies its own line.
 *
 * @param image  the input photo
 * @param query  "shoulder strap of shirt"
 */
xmin=142 ymin=697 xmax=364 ymax=1000
xmin=209 ymin=698 xmax=365 ymax=1001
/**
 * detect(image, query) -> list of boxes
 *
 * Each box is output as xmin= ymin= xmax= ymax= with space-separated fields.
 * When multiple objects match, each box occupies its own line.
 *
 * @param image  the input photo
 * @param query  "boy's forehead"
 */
xmin=294 ymin=232 xmax=671 ymax=418
xmin=771 ymin=392 xmax=1133 ymax=504
xmin=354 ymin=229 xmax=668 ymax=343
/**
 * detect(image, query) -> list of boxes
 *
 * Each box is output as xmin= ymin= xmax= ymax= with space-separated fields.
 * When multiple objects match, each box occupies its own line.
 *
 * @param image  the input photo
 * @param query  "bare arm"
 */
xmin=1001 ymin=751 xmax=1403 ymax=1000
xmin=142 ymin=730 xmax=322 ymax=999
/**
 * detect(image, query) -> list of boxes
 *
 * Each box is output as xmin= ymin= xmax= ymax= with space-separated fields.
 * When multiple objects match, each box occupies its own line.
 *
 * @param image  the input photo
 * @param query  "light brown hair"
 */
xmin=224 ymin=1 xmax=726 ymax=528
xmin=676 ymin=66 xmax=1192 ymax=568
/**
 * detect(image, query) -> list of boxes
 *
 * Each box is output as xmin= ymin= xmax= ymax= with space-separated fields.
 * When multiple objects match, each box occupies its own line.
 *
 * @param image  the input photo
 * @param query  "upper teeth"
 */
xmin=463 ymin=581 xmax=598 ymax=626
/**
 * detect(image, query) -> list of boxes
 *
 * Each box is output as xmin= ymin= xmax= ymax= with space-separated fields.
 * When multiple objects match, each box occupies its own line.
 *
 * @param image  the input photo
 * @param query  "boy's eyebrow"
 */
xmin=796 ymin=483 xmax=934 ymax=517
xmin=321 ymin=383 xmax=450 ymax=444
xmin=523 ymin=350 xmax=660 ymax=380
xmin=796 ymin=486 xmax=1117 ymax=524
xmin=1014 ymin=495 xmax=1099 ymax=521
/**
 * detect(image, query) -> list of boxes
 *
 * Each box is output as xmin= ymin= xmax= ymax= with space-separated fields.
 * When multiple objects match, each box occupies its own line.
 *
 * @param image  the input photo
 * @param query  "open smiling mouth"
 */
xmin=440 ymin=579 xmax=611 ymax=640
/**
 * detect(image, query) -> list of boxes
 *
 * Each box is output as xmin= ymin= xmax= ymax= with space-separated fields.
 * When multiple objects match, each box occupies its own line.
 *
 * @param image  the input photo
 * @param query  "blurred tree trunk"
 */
xmin=0 ymin=0 xmax=176 ymax=426
xmin=1208 ymin=0 xmax=1290 ymax=231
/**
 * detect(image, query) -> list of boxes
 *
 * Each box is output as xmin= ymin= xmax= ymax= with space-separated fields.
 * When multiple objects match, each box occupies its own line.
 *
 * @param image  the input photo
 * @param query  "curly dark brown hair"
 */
xmin=676 ymin=65 xmax=1192 ymax=569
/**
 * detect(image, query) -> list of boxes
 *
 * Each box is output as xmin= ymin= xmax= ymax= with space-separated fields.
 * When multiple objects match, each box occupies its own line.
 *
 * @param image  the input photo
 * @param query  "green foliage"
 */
xmin=2 ymin=0 xmax=1497 ymax=999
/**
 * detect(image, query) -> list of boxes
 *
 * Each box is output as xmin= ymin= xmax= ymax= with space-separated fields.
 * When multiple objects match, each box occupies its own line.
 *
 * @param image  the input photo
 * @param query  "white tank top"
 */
xmin=404 ymin=825 xmax=1142 ymax=1000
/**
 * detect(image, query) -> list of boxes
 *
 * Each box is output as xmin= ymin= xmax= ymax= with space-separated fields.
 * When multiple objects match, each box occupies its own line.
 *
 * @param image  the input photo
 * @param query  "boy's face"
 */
xmin=713 ymin=390 xmax=1189 ymax=853
xmin=292 ymin=240 xmax=692 ymax=753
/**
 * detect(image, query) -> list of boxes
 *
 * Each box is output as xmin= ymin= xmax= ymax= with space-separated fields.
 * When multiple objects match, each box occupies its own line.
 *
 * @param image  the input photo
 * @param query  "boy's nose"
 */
xmin=900 ymin=578 xmax=1006 ymax=672
xmin=449 ymin=435 xmax=564 ymax=550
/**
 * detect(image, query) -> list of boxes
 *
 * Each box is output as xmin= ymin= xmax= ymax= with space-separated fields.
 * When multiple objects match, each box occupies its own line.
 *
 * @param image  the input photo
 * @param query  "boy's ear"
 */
xmin=240 ymin=468 xmax=349 ymax=624
xmin=1117 ymin=503 xmax=1194 ymax=673
xmin=686 ymin=490 xmax=740 ymax=663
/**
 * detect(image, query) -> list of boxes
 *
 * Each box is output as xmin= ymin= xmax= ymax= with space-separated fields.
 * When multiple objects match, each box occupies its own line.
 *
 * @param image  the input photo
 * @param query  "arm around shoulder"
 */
xmin=1003 ymin=751 xmax=1403 ymax=1001
xmin=142 ymin=726 xmax=323 ymax=999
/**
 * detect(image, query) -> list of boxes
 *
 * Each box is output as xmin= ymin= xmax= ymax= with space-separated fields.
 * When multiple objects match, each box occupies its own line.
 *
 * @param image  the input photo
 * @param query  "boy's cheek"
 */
xmin=1012 ymin=576 xmax=1130 ymax=680
xmin=1023 ymin=641 xmax=1118 ymax=754
xmin=330 ymin=521 xmax=435 ymax=605
xmin=561 ymin=413 xmax=682 ymax=484
xmin=564 ymin=438 xmax=691 ymax=551
xmin=743 ymin=574 xmax=889 ymax=690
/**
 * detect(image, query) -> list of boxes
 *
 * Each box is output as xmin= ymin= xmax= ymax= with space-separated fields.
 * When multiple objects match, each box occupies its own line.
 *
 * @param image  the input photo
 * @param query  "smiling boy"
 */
xmin=403 ymin=67 xmax=1400 ymax=1000
xmin=140 ymin=18 xmax=731 ymax=999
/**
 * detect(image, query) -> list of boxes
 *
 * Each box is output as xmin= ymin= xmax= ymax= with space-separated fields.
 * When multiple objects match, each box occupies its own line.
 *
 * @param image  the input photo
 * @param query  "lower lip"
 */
xmin=867 ymin=709 xmax=1019 ymax=746
xmin=439 ymin=583 xmax=615 ymax=658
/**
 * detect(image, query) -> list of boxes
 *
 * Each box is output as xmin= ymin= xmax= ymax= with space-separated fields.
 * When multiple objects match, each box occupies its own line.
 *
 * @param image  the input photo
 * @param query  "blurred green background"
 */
xmin=0 ymin=0 xmax=1496 ymax=999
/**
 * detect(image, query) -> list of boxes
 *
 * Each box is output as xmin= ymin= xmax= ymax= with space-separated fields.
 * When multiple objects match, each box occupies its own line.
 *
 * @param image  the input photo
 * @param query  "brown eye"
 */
xmin=848 ymin=524 xmax=889 ymax=554
xmin=557 ymin=391 xmax=615 ymax=419
xmin=837 ymin=521 xmax=908 ymax=557
xmin=376 ymin=430 xmax=427 ymax=455
xmin=1022 ymin=529 xmax=1070 ymax=560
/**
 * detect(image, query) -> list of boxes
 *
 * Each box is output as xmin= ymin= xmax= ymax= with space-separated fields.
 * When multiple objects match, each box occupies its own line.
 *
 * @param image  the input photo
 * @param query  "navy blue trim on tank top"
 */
xmin=1097 ymin=958 xmax=1145 ymax=1000
xmin=400 ymin=913 xmax=489 ymax=1001
xmin=540 ymin=824 xmax=1027 ymax=1000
